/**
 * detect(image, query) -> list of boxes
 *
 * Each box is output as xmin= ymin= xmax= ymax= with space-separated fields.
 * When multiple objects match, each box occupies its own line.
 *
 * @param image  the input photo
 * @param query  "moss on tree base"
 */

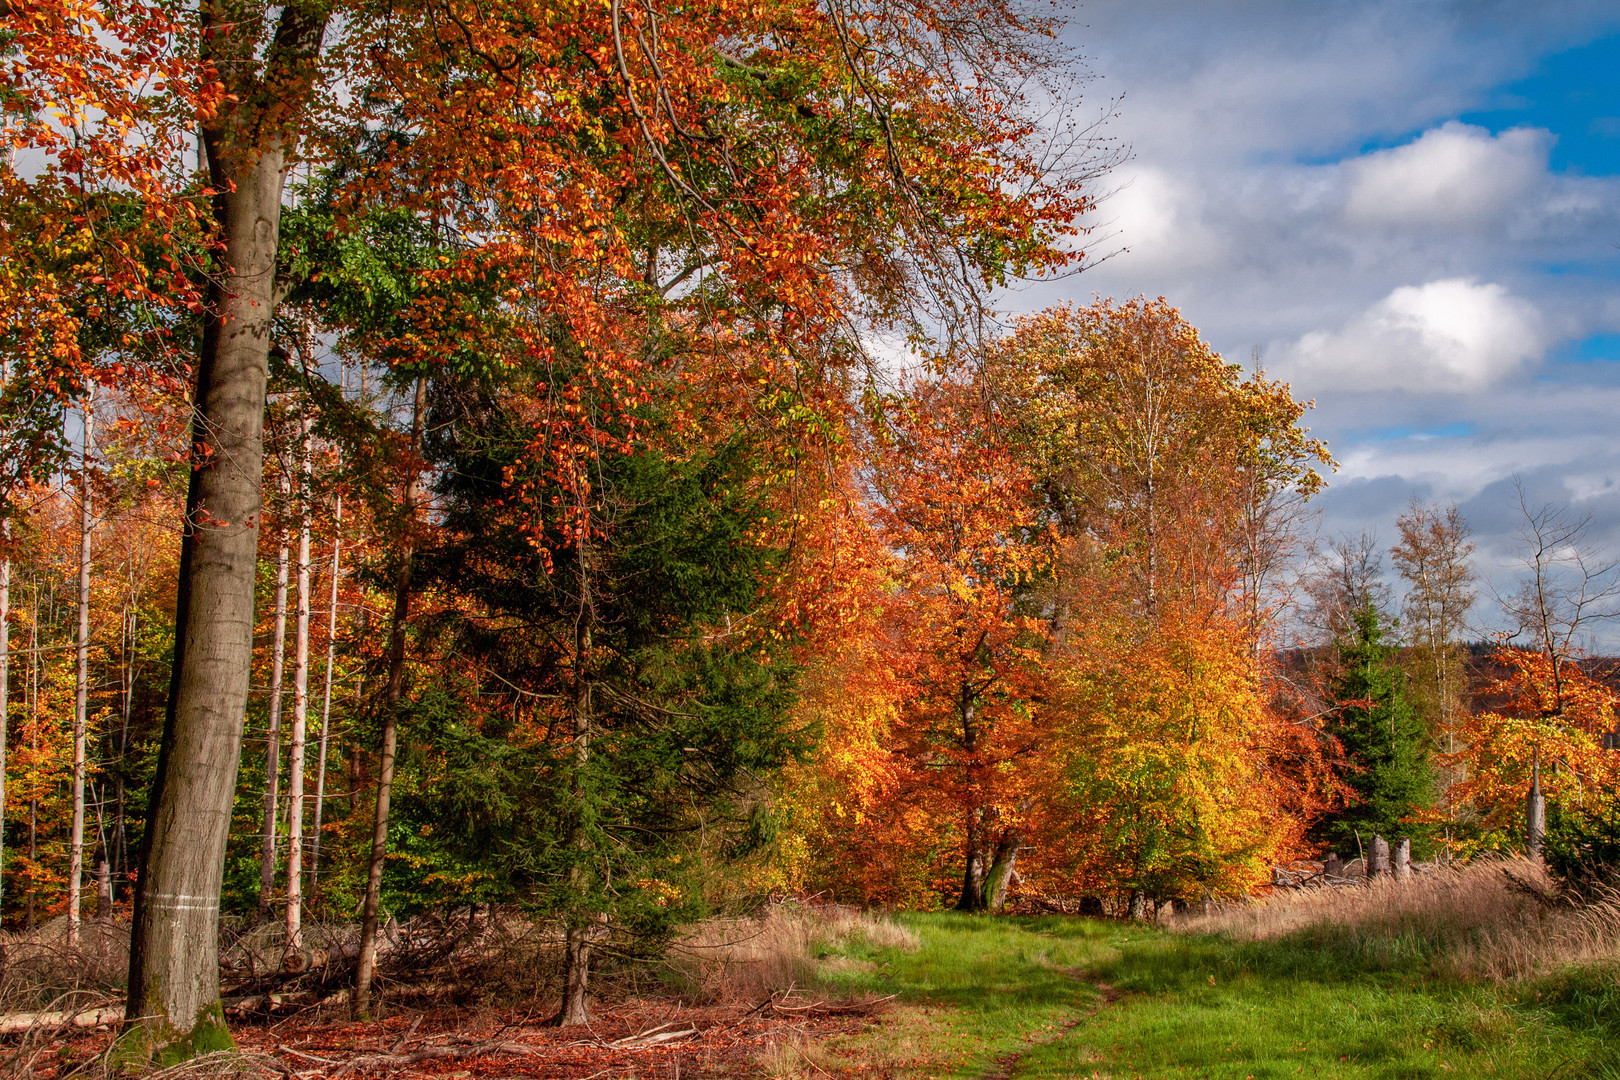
xmin=114 ymin=1002 xmax=235 ymax=1072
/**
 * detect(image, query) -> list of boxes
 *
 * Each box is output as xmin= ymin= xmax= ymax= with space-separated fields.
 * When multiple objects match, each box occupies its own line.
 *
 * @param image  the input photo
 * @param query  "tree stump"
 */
xmin=1370 ymin=835 xmax=1390 ymax=877
xmin=1324 ymin=852 xmax=1344 ymax=879
xmin=1394 ymin=837 xmax=1411 ymax=881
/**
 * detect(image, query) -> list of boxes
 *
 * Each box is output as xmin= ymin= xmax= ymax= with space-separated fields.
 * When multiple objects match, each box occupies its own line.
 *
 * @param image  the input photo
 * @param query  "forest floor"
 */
xmin=13 ymin=908 xmax=1620 ymax=1078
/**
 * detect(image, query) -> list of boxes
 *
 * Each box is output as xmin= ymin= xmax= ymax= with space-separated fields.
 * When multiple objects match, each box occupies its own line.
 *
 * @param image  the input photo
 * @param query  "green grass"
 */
xmin=810 ymin=913 xmax=1620 ymax=1079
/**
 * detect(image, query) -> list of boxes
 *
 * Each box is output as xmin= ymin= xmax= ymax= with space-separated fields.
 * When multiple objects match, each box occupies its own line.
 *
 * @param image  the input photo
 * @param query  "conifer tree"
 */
xmin=414 ymin=377 xmax=805 ymax=1024
xmin=1320 ymin=603 xmax=1435 ymax=853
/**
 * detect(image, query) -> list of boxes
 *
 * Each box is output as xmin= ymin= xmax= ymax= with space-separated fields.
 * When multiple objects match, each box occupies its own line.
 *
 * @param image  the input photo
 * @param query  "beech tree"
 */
xmin=9 ymin=0 xmax=1098 ymax=1051
xmin=866 ymin=372 xmax=1053 ymax=913
xmin=67 ymin=396 xmax=93 ymax=944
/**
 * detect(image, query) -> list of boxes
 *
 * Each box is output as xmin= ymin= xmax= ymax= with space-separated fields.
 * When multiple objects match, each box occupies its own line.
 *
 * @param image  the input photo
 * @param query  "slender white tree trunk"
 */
xmin=285 ymin=414 xmax=313 ymax=957
xmin=1 ymin=516 xmax=10 ymax=912
xmin=1 ymin=358 xmax=10 ymax=910
xmin=27 ymin=582 xmax=38 ymax=926
xmin=115 ymin=601 xmax=136 ymax=884
xmin=69 ymin=394 xmax=95 ymax=947
xmin=257 ymin=477 xmax=290 ymax=923
xmin=311 ymin=494 xmax=341 ymax=891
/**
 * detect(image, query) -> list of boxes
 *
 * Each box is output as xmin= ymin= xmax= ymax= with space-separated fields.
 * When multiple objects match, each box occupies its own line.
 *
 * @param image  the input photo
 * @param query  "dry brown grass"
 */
xmin=0 ymin=918 xmax=128 ymax=1013
xmin=667 ymin=903 xmax=919 ymax=1004
xmin=1168 ymin=857 xmax=1620 ymax=981
xmin=755 ymin=1033 xmax=847 ymax=1079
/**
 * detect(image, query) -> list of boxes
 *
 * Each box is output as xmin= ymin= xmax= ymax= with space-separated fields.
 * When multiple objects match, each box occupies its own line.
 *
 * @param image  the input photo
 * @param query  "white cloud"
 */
xmin=1089 ymin=167 xmax=1218 ymax=272
xmin=1343 ymin=122 xmax=1553 ymax=228
xmin=1279 ymin=279 xmax=1548 ymax=392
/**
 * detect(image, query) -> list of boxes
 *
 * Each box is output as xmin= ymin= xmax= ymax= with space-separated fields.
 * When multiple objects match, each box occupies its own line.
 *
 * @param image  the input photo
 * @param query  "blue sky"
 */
xmin=1009 ymin=0 xmax=1620 ymax=645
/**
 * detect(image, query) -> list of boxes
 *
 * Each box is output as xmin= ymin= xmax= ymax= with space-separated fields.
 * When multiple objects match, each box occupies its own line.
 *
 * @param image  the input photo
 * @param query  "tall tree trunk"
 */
xmin=0 ymin=516 xmax=9 ymax=913
xmin=983 ymin=827 xmax=1022 ymax=913
xmin=97 ymin=856 xmax=114 ymax=919
xmin=123 ymin=4 xmax=329 ymax=1057
xmin=0 ymin=360 xmax=8 ymax=909
xmin=354 ymin=375 xmax=426 ymax=1019
xmin=955 ymin=811 xmax=987 ymax=913
xmin=114 ymin=604 xmax=135 ymax=891
xmin=953 ymin=694 xmax=986 ymax=913
xmin=284 ymin=412 xmax=313 ymax=959
xmin=26 ymin=584 xmax=37 ymax=928
xmin=1527 ymin=749 xmax=1546 ymax=860
xmin=310 ymin=493 xmax=341 ymax=894
xmin=69 ymin=395 xmax=94 ymax=947
xmin=559 ymin=520 xmax=595 ymax=1027
xmin=258 ymin=495 xmax=289 ymax=923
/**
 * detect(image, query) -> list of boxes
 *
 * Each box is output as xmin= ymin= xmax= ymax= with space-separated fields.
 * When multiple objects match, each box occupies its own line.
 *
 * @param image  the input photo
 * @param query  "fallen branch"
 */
xmin=327 ymin=1038 xmax=538 ymax=1076
xmin=387 ymin=1015 xmax=424 ymax=1054
xmin=608 ymin=1025 xmax=698 ymax=1048
xmin=770 ymin=994 xmax=896 ymax=1017
xmin=0 ymin=1004 xmax=124 ymax=1036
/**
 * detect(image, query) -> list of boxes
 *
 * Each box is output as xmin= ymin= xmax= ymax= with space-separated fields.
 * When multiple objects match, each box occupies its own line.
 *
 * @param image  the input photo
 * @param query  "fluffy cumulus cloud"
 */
xmin=1006 ymin=2 xmax=1620 ymax=640
xmin=1279 ymin=278 xmax=1549 ymax=393
xmin=1093 ymin=166 xmax=1220 ymax=272
xmin=1342 ymin=122 xmax=1553 ymax=228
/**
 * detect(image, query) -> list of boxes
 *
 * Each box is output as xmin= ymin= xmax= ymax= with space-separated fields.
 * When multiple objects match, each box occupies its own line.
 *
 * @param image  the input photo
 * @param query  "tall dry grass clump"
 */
xmin=668 ymin=903 xmax=919 ymax=1003
xmin=1168 ymin=857 xmax=1620 ymax=981
xmin=0 ymin=918 xmax=128 ymax=1013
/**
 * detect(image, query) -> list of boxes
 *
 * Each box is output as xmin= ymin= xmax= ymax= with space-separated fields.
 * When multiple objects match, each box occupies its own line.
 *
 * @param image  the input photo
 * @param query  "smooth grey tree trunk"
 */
xmin=69 ymin=396 xmax=94 ymax=947
xmin=1526 ymin=751 xmax=1546 ymax=860
xmin=123 ymin=4 xmax=328 ymax=1058
xmin=354 ymin=376 xmax=426 ymax=1019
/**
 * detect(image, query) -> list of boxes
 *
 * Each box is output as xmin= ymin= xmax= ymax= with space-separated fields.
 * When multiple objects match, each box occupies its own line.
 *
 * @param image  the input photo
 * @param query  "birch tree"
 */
xmin=284 ymin=408 xmax=313 ymax=961
xmin=257 ymin=476 xmax=290 ymax=924
xmin=69 ymin=394 xmax=94 ymax=945
xmin=1391 ymin=501 xmax=1475 ymax=844
xmin=310 ymin=493 xmax=341 ymax=894
xmin=0 ymin=512 xmax=9 ymax=913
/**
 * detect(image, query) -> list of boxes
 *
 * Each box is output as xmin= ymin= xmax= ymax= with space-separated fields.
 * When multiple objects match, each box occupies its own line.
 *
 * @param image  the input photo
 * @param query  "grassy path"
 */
xmin=812 ymin=913 xmax=1620 ymax=1080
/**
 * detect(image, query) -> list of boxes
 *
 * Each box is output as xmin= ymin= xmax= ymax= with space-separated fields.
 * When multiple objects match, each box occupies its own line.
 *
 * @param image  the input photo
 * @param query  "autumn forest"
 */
xmin=3 ymin=0 xmax=1620 ymax=1072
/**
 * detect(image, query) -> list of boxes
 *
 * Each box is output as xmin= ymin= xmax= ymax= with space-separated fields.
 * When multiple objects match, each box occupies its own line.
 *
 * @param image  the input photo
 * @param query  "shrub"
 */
xmin=1544 ymin=798 xmax=1620 ymax=896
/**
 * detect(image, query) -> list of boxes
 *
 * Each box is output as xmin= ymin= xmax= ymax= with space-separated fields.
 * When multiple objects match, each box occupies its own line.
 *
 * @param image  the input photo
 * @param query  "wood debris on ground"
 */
xmin=5 ymin=993 xmax=896 ymax=1079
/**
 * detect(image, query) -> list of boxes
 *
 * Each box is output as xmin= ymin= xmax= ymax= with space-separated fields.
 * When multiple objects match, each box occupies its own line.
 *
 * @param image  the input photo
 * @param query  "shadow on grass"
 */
xmin=817 ymin=912 xmax=1620 ymax=1080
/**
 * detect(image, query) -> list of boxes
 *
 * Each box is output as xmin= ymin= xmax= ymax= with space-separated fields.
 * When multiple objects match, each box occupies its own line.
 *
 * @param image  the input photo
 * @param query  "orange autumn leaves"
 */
xmin=784 ymin=299 xmax=1337 ymax=907
xmin=1442 ymin=648 xmax=1620 ymax=846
